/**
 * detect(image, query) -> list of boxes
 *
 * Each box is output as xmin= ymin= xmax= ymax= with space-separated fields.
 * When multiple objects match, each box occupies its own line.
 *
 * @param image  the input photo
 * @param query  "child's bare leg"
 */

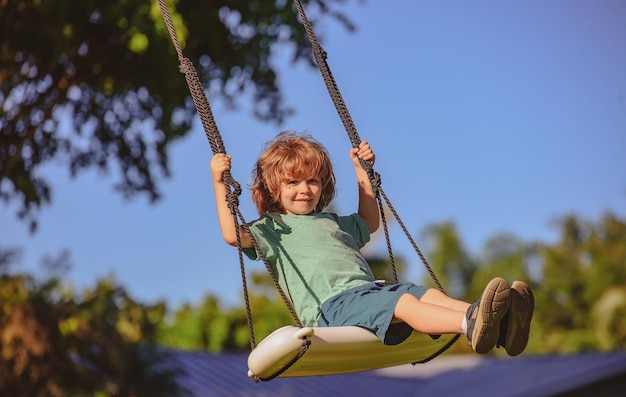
xmin=393 ymin=278 xmax=512 ymax=354
xmin=393 ymin=293 xmax=464 ymax=335
xmin=420 ymin=288 xmax=471 ymax=313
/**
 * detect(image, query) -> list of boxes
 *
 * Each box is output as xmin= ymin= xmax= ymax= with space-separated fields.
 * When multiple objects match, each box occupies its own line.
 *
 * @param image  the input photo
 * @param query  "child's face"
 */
xmin=279 ymin=174 xmax=322 ymax=215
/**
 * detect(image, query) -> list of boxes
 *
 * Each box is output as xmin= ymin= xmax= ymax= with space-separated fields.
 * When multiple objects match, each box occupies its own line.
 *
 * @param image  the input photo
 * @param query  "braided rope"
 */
xmin=157 ymin=1 xmax=304 ymax=353
xmin=292 ymin=0 xmax=445 ymax=292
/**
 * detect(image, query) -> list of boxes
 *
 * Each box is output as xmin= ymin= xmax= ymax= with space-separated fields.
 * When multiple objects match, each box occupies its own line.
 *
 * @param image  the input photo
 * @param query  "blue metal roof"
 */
xmin=161 ymin=349 xmax=626 ymax=397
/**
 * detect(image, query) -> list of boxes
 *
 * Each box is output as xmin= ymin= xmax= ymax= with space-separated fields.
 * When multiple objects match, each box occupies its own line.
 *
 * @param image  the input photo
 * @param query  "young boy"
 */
xmin=210 ymin=131 xmax=533 ymax=355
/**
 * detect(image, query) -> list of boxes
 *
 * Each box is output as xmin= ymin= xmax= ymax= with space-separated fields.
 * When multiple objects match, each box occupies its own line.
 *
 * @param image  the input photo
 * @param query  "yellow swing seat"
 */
xmin=247 ymin=325 xmax=459 ymax=381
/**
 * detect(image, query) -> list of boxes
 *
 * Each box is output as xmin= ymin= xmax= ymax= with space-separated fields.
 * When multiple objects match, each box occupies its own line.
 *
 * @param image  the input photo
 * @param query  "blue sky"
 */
xmin=2 ymin=0 xmax=625 ymax=309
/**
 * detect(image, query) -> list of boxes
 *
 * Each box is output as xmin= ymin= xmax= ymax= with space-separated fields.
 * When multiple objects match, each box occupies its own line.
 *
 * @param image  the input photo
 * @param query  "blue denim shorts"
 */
xmin=317 ymin=281 xmax=429 ymax=345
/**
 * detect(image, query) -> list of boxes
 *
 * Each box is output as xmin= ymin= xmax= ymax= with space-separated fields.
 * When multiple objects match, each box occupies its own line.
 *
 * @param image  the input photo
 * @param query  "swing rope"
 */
xmin=156 ymin=1 xmax=305 ymax=354
xmin=157 ymin=0 xmax=449 ymax=369
xmin=292 ymin=0 xmax=444 ymax=292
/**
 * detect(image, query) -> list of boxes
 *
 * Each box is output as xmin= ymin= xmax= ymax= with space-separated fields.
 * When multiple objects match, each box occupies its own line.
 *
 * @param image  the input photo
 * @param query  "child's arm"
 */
xmin=350 ymin=141 xmax=380 ymax=234
xmin=210 ymin=153 xmax=253 ymax=248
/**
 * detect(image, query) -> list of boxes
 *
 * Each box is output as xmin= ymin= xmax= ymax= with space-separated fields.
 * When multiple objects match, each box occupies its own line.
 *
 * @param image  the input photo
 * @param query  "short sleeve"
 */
xmin=242 ymin=220 xmax=261 ymax=260
xmin=334 ymin=213 xmax=371 ymax=248
xmin=241 ymin=216 xmax=278 ymax=261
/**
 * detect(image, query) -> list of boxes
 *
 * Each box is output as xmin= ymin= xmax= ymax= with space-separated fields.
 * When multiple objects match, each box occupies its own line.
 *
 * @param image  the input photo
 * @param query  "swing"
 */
xmin=157 ymin=0 xmax=459 ymax=382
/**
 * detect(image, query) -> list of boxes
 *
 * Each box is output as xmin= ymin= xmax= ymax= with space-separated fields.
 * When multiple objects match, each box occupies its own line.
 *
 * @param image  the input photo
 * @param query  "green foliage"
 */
xmin=0 ymin=271 xmax=182 ymax=397
xmin=158 ymin=271 xmax=295 ymax=353
xmin=413 ymin=211 xmax=626 ymax=355
xmin=536 ymin=212 xmax=626 ymax=353
xmin=3 ymin=209 xmax=625 ymax=378
xmin=0 ymin=0 xmax=353 ymax=231
xmin=157 ymin=295 xmax=231 ymax=352
xmin=157 ymin=210 xmax=626 ymax=356
xmin=421 ymin=222 xmax=477 ymax=298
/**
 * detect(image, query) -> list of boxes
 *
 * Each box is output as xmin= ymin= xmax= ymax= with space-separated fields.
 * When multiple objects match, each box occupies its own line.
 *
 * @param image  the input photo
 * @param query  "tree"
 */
xmin=471 ymin=233 xmax=536 ymax=301
xmin=421 ymin=221 xmax=477 ymax=298
xmin=0 ymin=271 xmax=182 ymax=396
xmin=536 ymin=212 xmax=626 ymax=352
xmin=0 ymin=0 xmax=354 ymax=231
xmin=157 ymin=294 xmax=233 ymax=352
xmin=157 ymin=271 xmax=296 ymax=353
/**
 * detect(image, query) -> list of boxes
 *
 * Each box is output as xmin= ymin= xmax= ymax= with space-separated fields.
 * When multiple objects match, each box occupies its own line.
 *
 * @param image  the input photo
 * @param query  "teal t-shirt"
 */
xmin=243 ymin=212 xmax=375 ymax=326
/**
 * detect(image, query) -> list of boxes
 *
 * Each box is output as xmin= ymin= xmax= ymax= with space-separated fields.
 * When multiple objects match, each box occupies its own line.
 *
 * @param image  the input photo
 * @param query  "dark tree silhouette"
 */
xmin=0 ymin=0 xmax=354 ymax=231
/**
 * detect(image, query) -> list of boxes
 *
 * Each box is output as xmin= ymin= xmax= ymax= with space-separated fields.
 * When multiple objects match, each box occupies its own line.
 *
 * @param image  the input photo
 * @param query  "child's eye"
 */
xmin=308 ymin=178 xmax=320 ymax=185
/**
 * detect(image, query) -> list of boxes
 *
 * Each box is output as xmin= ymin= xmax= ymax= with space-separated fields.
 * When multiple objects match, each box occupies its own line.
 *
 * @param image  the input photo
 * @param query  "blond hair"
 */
xmin=251 ymin=131 xmax=336 ymax=214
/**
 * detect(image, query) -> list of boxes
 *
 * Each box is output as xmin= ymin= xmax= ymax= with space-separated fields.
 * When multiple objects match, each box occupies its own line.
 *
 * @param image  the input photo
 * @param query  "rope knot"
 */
xmin=369 ymin=170 xmax=382 ymax=190
xmin=179 ymin=57 xmax=194 ymax=75
xmin=226 ymin=190 xmax=240 ymax=213
xmin=313 ymin=45 xmax=327 ymax=60
xmin=220 ymin=171 xmax=242 ymax=214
